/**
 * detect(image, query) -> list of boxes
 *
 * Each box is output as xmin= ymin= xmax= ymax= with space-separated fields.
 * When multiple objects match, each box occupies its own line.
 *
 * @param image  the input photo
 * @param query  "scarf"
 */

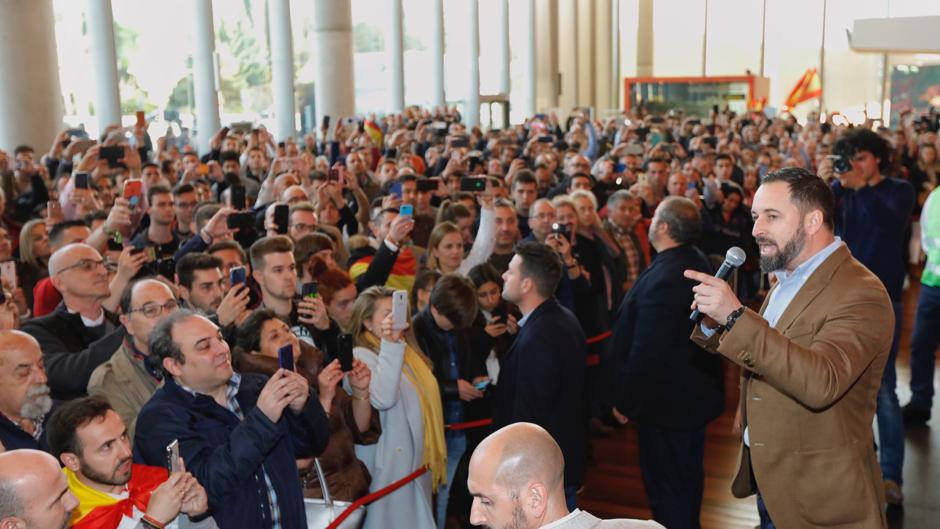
xmin=65 ymin=464 xmax=168 ymax=528
xmin=364 ymin=332 xmax=447 ymax=491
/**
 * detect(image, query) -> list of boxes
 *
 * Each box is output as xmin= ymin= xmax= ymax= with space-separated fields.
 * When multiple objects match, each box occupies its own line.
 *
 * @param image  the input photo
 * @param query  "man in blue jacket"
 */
xmin=494 ymin=241 xmax=586 ymax=511
xmin=133 ymin=310 xmax=330 ymax=529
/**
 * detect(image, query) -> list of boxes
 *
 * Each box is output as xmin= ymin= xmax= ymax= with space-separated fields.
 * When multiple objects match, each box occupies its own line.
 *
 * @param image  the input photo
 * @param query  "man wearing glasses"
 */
xmin=22 ymin=243 xmax=124 ymax=400
xmin=88 ymin=278 xmax=179 ymax=441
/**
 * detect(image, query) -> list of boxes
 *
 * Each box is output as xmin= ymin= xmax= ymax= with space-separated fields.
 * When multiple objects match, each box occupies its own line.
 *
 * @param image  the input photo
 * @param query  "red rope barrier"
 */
xmin=585 ymin=330 xmax=612 ymax=345
xmin=445 ymin=418 xmax=493 ymax=431
xmin=324 ymin=465 xmax=429 ymax=529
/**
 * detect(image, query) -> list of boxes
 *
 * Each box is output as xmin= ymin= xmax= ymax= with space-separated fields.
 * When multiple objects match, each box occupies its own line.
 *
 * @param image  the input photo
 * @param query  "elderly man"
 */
xmin=467 ymin=423 xmax=663 ymax=529
xmin=133 ymin=310 xmax=329 ymax=529
xmin=22 ymin=243 xmax=124 ymax=400
xmin=0 ymin=449 xmax=80 ymax=529
xmin=87 ymin=278 xmax=179 ymax=441
xmin=0 ymin=331 xmax=54 ymax=452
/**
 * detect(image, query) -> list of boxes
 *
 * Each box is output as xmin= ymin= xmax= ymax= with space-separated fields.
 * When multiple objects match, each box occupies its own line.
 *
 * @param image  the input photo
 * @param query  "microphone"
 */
xmin=689 ymin=246 xmax=746 ymax=323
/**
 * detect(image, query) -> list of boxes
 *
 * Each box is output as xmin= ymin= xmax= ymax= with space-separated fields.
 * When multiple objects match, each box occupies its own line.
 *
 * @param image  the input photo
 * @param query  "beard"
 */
xmin=757 ymin=224 xmax=806 ymax=273
xmin=481 ymin=502 xmax=529 ymax=529
xmin=20 ymin=384 xmax=53 ymax=420
xmin=80 ymin=456 xmax=133 ymax=488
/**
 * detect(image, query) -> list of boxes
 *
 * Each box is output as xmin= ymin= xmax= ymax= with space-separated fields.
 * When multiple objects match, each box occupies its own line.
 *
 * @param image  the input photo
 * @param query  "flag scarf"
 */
xmin=66 ymin=464 xmax=169 ymax=528
xmin=349 ymin=246 xmax=417 ymax=292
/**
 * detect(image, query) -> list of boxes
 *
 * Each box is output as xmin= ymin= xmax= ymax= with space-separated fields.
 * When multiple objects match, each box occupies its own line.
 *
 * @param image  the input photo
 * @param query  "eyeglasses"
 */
xmin=175 ymin=201 xmax=198 ymax=209
xmin=57 ymin=258 xmax=107 ymax=274
xmin=126 ymin=300 xmax=179 ymax=319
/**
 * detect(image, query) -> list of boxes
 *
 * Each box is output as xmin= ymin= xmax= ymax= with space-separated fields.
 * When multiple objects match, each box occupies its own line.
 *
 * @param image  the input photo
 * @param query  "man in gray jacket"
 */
xmin=467 ymin=423 xmax=663 ymax=529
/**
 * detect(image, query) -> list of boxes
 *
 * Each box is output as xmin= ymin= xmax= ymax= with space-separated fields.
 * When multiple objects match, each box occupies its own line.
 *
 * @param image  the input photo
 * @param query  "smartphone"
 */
xmin=166 ymin=439 xmax=181 ymax=473
xmin=624 ymin=144 xmax=644 ymax=156
xmin=337 ymin=333 xmax=354 ymax=372
xmin=106 ymin=237 xmax=123 ymax=252
xmin=230 ymin=266 xmax=247 ymax=286
xmin=302 ymin=282 xmax=319 ymax=299
xmin=460 ymin=177 xmax=486 ymax=192
xmin=451 ymin=137 xmax=469 ymax=149
xmin=416 ymin=179 xmax=439 ymax=192
xmin=391 ymin=290 xmax=409 ymax=331
xmin=551 ymin=222 xmax=570 ymax=239
xmin=229 ymin=184 xmax=246 ymax=210
xmin=123 ymin=179 xmax=143 ymax=202
xmin=0 ymin=262 xmax=16 ymax=291
xmin=99 ymin=146 xmax=124 ymax=168
xmin=73 ymin=172 xmax=90 ymax=190
xmin=227 ymin=211 xmax=254 ymax=230
xmin=473 ymin=379 xmax=490 ymax=391
xmin=46 ymin=200 xmax=62 ymax=220
xmin=389 ymin=182 xmax=403 ymax=199
xmin=399 ymin=204 xmax=413 ymax=217
xmin=197 ymin=163 xmax=209 ymax=176
xmin=273 ymin=204 xmax=289 ymax=235
xmin=70 ymin=139 xmax=96 ymax=155
xmin=614 ymin=163 xmax=626 ymax=173
xmin=277 ymin=343 xmax=295 ymax=372
xmin=135 ymin=110 xmax=146 ymax=129
xmin=322 ymin=115 xmax=331 ymax=130
xmin=328 ymin=168 xmax=340 ymax=181
xmin=537 ymin=136 xmax=554 ymax=143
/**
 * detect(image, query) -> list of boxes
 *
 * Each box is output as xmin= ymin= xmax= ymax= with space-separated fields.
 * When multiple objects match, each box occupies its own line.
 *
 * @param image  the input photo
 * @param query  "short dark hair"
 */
xmin=715 ymin=153 xmax=733 ymax=164
xmin=13 ymin=145 xmax=34 ymax=156
xmin=512 ymin=171 xmax=537 ymax=189
xmin=249 ymin=235 xmax=294 ymax=271
xmin=655 ymin=197 xmax=702 ymax=245
xmin=48 ymin=220 xmax=88 ymax=246
xmin=176 ymin=253 xmax=223 ymax=289
xmin=219 ymin=150 xmax=240 ymax=165
xmin=47 ymin=396 xmax=114 ymax=458
xmin=513 ymin=241 xmax=562 ymax=298
xmin=149 ymin=309 xmax=201 ymax=376
xmin=208 ymin=240 xmax=247 ymax=264
xmin=234 ymin=308 xmax=279 ymax=362
xmin=835 ymin=128 xmax=890 ymax=172
xmin=118 ymin=276 xmax=163 ymax=314
xmin=193 ymin=202 xmax=222 ymax=231
xmin=142 ymin=162 xmax=159 ymax=172
xmin=429 ymin=274 xmax=478 ymax=329
xmin=760 ymin=167 xmax=835 ymax=230
xmin=147 ymin=184 xmax=172 ymax=205
xmin=172 ymin=183 xmax=195 ymax=197
xmin=467 ymin=262 xmax=502 ymax=289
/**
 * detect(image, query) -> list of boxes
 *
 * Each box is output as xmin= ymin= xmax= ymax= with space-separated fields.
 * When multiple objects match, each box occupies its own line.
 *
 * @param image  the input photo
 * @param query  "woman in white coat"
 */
xmin=345 ymin=286 xmax=446 ymax=529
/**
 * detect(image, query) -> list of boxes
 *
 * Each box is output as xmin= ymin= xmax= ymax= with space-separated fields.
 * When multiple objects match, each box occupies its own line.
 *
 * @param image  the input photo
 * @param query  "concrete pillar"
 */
xmin=386 ymin=0 xmax=404 ymax=113
xmin=87 ymin=0 xmax=121 ymax=131
xmin=193 ymin=0 xmax=221 ymax=155
xmin=535 ymin=0 xmax=559 ymax=110
xmin=0 ymin=0 xmax=63 ymax=153
xmin=466 ymin=0 xmax=480 ymax=127
xmin=269 ymin=0 xmax=296 ymax=141
xmin=522 ymin=0 xmax=537 ymax=116
xmin=429 ymin=0 xmax=446 ymax=108
xmin=558 ymin=0 xmax=578 ymax=110
xmin=496 ymin=0 xmax=510 ymax=95
xmin=576 ymin=0 xmax=594 ymax=110
xmin=594 ymin=0 xmax=612 ymax=112
xmin=637 ymin=0 xmax=654 ymax=77
xmin=313 ymin=0 xmax=356 ymax=126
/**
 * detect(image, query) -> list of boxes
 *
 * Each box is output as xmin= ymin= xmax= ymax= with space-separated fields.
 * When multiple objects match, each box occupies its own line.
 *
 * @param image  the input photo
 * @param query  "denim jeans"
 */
xmin=436 ymin=431 xmax=467 ymax=528
xmin=875 ymin=301 xmax=905 ymax=484
xmin=909 ymin=285 xmax=940 ymax=411
xmin=756 ymin=492 xmax=776 ymax=529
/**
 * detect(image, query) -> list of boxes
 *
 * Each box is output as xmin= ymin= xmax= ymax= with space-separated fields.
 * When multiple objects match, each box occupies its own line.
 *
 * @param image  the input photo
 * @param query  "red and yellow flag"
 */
xmin=66 ymin=465 xmax=169 ymax=528
xmin=783 ymin=68 xmax=822 ymax=110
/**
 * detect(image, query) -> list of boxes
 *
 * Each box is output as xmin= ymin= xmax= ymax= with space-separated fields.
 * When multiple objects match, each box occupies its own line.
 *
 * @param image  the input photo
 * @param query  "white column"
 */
xmin=558 ymin=0 xmax=578 ymax=110
xmin=466 ymin=0 xmax=480 ymax=127
xmin=313 ymin=0 xmax=356 ymax=126
xmin=535 ymin=0 xmax=559 ymax=109
xmin=430 ymin=0 xmax=446 ymax=108
xmin=522 ymin=0 xmax=537 ymax=116
xmin=386 ymin=0 xmax=405 ymax=113
xmin=594 ymin=0 xmax=612 ymax=112
xmin=496 ymin=0 xmax=510 ymax=96
xmin=636 ymin=0 xmax=654 ymax=77
xmin=269 ymin=0 xmax=296 ymax=141
xmin=193 ymin=0 xmax=221 ymax=155
xmin=0 ymin=0 xmax=63 ymax=153
xmin=576 ymin=0 xmax=594 ymax=110
xmin=610 ymin=0 xmax=620 ymax=110
xmin=87 ymin=0 xmax=121 ymax=131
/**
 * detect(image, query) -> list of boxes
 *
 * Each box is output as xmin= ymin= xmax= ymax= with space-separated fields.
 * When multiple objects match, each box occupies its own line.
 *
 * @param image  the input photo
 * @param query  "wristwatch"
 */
xmin=725 ymin=306 xmax=746 ymax=331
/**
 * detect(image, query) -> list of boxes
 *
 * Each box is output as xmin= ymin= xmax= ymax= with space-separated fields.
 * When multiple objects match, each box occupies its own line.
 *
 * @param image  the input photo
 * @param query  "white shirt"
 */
xmin=540 ymin=509 xmax=582 ymax=529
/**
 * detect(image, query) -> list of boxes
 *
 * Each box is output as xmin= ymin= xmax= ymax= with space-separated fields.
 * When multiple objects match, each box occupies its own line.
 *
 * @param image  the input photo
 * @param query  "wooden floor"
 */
xmin=578 ymin=281 xmax=940 ymax=529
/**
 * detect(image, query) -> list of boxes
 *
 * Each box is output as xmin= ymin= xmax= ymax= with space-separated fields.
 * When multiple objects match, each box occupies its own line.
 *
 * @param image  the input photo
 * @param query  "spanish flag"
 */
xmin=364 ymin=120 xmax=384 ymax=150
xmin=783 ymin=68 xmax=822 ymax=110
xmin=349 ymin=247 xmax=417 ymax=292
xmin=66 ymin=464 xmax=168 ymax=528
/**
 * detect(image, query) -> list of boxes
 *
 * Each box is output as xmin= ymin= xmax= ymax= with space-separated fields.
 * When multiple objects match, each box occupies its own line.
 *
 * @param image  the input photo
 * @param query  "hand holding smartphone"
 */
xmin=166 ymin=439 xmax=181 ymax=473
xmin=391 ymin=290 xmax=409 ymax=330
xmin=337 ymin=333 xmax=354 ymax=372
xmin=230 ymin=266 xmax=247 ymax=286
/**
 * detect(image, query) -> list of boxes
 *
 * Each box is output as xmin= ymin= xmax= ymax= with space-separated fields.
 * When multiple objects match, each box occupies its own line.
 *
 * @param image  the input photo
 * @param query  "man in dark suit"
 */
xmin=610 ymin=197 xmax=724 ymax=529
xmin=495 ymin=241 xmax=586 ymax=510
xmin=22 ymin=243 xmax=124 ymax=401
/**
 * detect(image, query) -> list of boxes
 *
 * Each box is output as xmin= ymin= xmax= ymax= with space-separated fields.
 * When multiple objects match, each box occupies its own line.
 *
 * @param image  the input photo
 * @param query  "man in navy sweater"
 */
xmin=828 ymin=128 xmax=914 ymax=506
xmin=134 ymin=310 xmax=330 ymax=529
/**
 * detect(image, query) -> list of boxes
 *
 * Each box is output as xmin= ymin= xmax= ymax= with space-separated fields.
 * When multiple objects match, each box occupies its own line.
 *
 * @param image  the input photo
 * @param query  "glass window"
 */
xmin=403 ymin=0 xmax=437 ymax=108
xmin=351 ymin=0 xmax=386 ymax=115
xmin=212 ymin=0 xmax=273 ymax=126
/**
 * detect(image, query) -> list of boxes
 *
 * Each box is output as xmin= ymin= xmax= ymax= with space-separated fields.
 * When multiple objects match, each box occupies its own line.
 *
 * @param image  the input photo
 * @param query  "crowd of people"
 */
xmin=0 ymin=99 xmax=938 ymax=529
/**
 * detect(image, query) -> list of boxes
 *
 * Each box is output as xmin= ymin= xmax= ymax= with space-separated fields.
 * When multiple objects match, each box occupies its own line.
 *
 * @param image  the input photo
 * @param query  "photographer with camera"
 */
xmin=825 ymin=128 xmax=915 ymax=505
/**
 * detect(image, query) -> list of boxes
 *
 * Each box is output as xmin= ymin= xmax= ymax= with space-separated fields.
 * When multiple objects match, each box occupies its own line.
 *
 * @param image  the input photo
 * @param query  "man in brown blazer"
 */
xmin=685 ymin=168 xmax=892 ymax=529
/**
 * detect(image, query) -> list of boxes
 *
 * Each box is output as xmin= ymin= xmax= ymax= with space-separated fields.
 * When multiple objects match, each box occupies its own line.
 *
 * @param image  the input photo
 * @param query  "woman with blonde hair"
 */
xmin=17 ymin=218 xmax=51 ymax=308
xmin=426 ymin=192 xmax=495 ymax=275
xmin=345 ymin=286 xmax=445 ymax=529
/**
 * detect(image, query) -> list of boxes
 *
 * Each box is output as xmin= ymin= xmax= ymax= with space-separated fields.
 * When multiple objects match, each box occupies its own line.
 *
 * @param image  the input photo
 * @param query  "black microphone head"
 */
xmin=725 ymin=246 xmax=746 ymax=268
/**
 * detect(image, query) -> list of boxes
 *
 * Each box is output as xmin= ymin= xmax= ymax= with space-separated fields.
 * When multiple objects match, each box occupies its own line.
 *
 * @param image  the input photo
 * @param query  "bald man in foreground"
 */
xmin=0 ymin=449 xmax=79 ymax=529
xmin=468 ymin=423 xmax=664 ymax=529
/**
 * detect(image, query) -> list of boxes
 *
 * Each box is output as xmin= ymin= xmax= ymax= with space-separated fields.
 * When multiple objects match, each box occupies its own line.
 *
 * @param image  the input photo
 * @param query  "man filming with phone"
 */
xmin=47 ymin=396 xmax=218 ymax=529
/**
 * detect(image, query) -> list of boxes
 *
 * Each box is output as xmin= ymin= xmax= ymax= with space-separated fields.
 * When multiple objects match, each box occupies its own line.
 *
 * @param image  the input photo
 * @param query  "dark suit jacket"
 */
xmin=610 ymin=244 xmax=724 ymax=430
xmin=494 ymin=298 xmax=587 ymax=487
xmin=691 ymin=244 xmax=892 ymax=528
xmin=22 ymin=303 xmax=125 ymax=400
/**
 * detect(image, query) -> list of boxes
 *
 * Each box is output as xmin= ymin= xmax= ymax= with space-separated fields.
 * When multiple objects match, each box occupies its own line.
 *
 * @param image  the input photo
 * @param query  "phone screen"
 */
xmin=273 ymin=205 xmax=289 ymax=235
xmin=230 ymin=266 xmax=247 ymax=286
xmin=278 ymin=344 xmax=295 ymax=372
xmin=338 ymin=333 xmax=354 ymax=372
xmin=166 ymin=440 xmax=181 ymax=473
